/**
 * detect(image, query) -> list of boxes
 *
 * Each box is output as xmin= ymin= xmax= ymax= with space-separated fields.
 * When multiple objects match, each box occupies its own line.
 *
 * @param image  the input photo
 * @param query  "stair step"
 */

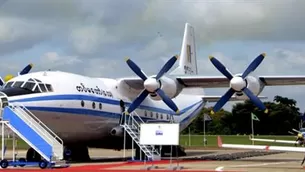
xmin=2 ymin=105 xmax=64 ymax=162
xmin=121 ymin=112 xmax=161 ymax=160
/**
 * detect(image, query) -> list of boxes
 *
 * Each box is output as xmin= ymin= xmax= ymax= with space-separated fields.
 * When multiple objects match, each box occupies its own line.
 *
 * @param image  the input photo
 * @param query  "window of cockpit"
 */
xmin=33 ymin=85 xmax=41 ymax=93
xmin=12 ymin=81 xmax=24 ymax=88
xmin=4 ymin=82 xmax=13 ymax=88
xmin=39 ymin=84 xmax=47 ymax=92
xmin=45 ymin=84 xmax=53 ymax=92
xmin=23 ymin=82 xmax=36 ymax=91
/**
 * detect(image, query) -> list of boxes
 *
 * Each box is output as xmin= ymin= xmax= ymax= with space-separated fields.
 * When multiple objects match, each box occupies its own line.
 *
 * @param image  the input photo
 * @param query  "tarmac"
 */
xmin=2 ymin=148 xmax=305 ymax=171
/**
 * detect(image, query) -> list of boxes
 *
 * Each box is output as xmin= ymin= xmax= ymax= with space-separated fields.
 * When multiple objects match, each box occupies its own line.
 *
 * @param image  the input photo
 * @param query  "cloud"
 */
xmin=0 ymin=0 xmax=305 ymax=57
xmin=0 ymin=0 xmax=305 ymax=113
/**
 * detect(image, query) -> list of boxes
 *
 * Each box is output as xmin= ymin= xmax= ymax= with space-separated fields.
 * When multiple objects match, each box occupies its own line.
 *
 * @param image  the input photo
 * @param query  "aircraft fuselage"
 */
xmin=1 ymin=71 xmax=205 ymax=149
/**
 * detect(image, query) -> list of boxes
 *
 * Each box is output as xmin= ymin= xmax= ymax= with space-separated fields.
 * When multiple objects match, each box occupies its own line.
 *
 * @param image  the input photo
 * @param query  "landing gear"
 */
xmin=26 ymin=148 xmax=41 ymax=162
xmin=63 ymin=145 xmax=90 ymax=162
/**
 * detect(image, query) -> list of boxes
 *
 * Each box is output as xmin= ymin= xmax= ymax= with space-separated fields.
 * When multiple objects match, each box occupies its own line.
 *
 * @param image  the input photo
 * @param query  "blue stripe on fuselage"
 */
xmin=25 ymin=99 xmax=204 ymax=124
xmin=9 ymin=94 xmax=200 ymax=115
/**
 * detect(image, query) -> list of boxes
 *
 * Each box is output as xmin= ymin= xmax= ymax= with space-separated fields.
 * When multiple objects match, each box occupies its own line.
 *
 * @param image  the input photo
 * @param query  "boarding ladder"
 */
xmin=120 ymin=111 xmax=161 ymax=161
xmin=0 ymin=93 xmax=64 ymax=163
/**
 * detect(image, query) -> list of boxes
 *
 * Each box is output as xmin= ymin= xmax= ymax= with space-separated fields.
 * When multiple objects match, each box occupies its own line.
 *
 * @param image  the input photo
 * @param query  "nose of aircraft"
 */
xmin=0 ymin=87 xmax=33 ymax=97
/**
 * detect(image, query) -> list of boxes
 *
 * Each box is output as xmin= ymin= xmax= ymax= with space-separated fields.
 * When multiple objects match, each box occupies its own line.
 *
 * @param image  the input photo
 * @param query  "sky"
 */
xmin=1 ymin=0 xmax=305 ymax=112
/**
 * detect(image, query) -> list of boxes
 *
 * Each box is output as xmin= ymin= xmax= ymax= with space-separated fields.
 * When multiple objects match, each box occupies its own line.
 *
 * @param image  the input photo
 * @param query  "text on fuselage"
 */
xmin=76 ymin=83 xmax=113 ymax=97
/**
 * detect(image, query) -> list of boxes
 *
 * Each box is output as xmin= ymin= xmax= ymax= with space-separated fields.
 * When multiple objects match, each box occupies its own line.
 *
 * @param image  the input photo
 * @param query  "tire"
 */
xmin=19 ymin=158 xmax=26 ymax=167
xmin=0 ymin=159 xmax=9 ymax=169
xmin=39 ymin=160 xmax=48 ymax=169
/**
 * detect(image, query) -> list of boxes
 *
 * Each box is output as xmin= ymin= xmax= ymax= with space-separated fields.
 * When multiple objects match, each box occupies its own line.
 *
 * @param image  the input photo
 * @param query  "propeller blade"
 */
xmin=209 ymin=56 xmax=233 ymax=80
xmin=211 ymin=88 xmax=235 ymax=114
xmin=0 ymin=77 xmax=4 ymax=86
xmin=156 ymin=88 xmax=179 ymax=114
xmin=242 ymin=87 xmax=268 ymax=113
xmin=126 ymin=58 xmax=148 ymax=81
xmin=156 ymin=55 xmax=179 ymax=80
xmin=19 ymin=63 xmax=34 ymax=75
xmin=126 ymin=89 xmax=149 ymax=114
xmin=241 ymin=53 xmax=265 ymax=78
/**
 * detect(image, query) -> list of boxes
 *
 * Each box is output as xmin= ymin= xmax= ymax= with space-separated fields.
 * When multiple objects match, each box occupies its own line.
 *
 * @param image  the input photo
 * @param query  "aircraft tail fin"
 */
xmin=170 ymin=23 xmax=198 ymax=75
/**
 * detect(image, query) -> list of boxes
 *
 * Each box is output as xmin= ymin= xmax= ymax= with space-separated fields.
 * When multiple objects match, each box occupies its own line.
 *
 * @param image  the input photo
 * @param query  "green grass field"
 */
xmin=180 ymin=135 xmax=297 ymax=148
xmin=0 ymin=135 xmax=297 ymax=150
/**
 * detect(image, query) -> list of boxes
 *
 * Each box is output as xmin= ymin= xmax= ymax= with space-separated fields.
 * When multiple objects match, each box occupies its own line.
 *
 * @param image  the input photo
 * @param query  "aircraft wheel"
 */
xmin=0 ymin=159 xmax=9 ymax=168
xmin=19 ymin=158 xmax=26 ymax=167
xmin=39 ymin=160 xmax=48 ymax=169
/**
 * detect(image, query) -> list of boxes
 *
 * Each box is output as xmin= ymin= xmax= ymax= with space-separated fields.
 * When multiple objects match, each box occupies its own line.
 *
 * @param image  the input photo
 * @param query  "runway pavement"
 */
xmin=2 ymin=148 xmax=305 ymax=171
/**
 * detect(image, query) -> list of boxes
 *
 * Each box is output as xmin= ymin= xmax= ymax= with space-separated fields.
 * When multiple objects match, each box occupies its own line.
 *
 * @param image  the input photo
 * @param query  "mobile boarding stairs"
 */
xmin=120 ymin=111 xmax=162 ymax=161
xmin=0 ymin=92 xmax=67 ymax=169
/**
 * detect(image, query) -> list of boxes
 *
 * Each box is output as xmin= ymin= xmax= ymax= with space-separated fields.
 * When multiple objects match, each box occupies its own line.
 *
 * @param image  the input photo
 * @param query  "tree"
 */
xmin=182 ymin=95 xmax=301 ymax=135
xmin=231 ymin=96 xmax=300 ymax=135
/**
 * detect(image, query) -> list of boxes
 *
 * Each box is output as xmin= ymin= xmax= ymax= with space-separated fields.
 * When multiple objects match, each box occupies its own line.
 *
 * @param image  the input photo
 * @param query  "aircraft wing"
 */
xmin=250 ymin=137 xmax=298 ymax=144
xmin=217 ymin=136 xmax=305 ymax=153
xmin=202 ymin=95 xmax=267 ymax=102
xmin=119 ymin=75 xmax=305 ymax=91
xmin=176 ymin=75 xmax=305 ymax=88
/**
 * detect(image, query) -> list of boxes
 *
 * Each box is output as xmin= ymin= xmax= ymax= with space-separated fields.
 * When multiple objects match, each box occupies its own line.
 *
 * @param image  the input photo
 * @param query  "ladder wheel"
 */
xmin=38 ymin=160 xmax=48 ymax=169
xmin=19 ymin=158 xmax=26 ymax=167
xmin=0 ymin=159 xmax=9 ymax=168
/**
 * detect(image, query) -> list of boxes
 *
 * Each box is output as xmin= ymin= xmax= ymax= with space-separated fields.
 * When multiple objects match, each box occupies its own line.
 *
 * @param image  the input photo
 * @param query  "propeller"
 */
xmin=209 ymin=53 xmax=268 ymax=114
xmin=0 ymin=63 xmax=33 ymax=86
xmin=125 ymin=55 xmax=179 ymax=115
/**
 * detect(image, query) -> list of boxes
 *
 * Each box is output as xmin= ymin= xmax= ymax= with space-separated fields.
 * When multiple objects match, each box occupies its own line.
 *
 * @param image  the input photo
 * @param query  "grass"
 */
xmin=0 ymin=135 xmax=297 ymax=150
xmin=180 ymin=135 xmax=297 ymax=148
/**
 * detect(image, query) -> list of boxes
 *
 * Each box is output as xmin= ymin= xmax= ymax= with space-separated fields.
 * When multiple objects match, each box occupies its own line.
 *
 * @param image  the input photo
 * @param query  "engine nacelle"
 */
xmin=149 ymin=76 xmax=183 ymax=101
xmin=234 ymin=75 xmax=264 ymax=100
xmin=110 ymin=126 xmax=124 ymax=137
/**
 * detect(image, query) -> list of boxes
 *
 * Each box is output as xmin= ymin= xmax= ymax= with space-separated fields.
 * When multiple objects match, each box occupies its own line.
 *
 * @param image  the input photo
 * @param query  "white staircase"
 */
xmin=121 ymin=112 xmax=161 ymax=161
xmin=1 ymin=103 xmax=64 ymax=162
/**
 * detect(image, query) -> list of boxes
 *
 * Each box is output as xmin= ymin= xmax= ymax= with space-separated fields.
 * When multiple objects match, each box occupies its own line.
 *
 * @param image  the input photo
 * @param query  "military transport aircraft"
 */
xmin=1 ymin=23 xmax=305 ymax=162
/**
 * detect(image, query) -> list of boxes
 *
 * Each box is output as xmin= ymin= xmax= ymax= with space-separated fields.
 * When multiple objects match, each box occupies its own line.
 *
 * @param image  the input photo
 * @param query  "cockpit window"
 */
xmin=39 ymin=83 xmax=47 ymax=92
xmin=23 ymin=82 xmax=36 ymax=91
xmin=46 ymin=84 xmax=53 ymax=92
xmin=3 ymin=78 xmax=54 ymax=93
xmin=4 ymin=82 xmax=13 ymax=88
xmin=13 ymin=81 xmax=24 ymax=88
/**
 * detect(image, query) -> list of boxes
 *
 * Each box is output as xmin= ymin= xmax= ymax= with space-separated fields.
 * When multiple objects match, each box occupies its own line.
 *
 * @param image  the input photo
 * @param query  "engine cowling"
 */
xmin=234 ymin=75 xmax=264 ymax=100
xmin=110 ymin=126 xmax=124 ymax=137
xmin=149 ymin=76 xmax=183 ymax=101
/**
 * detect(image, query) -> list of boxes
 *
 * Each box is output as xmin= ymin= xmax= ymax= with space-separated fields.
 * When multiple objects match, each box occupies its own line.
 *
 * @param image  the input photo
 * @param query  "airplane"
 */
xmin=249 ymin=128 xmax=305 ymax=147
xmin=1 ymin=23 xmax=305 ymax=162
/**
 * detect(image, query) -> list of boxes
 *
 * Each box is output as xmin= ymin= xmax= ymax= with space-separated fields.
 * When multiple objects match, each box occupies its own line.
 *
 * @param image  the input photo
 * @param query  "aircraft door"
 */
xmin=119 ymin=100 xmax=125 ymax=125
xmin=0 ymin=92 xmax=9 ymax=118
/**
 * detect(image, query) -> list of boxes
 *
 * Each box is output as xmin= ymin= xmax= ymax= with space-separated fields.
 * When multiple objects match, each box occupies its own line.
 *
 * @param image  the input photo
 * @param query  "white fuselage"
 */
xmin=2 ymin=71 xmax=205 ymax=146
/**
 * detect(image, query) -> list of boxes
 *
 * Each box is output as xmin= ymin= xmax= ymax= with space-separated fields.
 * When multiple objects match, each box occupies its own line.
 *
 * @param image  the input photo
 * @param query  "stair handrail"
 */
xmin=10 ymin=103 xmax=63 ymax=145
xmin=9 ymin=106 xmax=52 ymax=141
xmin=11 ymin=106 xmax=63 ymax=159
xmin=4 ymin=122 xmax=51 ymax=162
xmin=9 ymin=103 xmax=63 ymax=158
xmin=122 ymin=112 xmax=161 ymax=159
xmin=131 ymin=112 xmax=160 ymax=156
xmin=122 ymin=124 xmax=153 ymax=157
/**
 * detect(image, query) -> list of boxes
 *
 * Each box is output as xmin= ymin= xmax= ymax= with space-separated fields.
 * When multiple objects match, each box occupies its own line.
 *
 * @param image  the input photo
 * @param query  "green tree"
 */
xmin=182 ymin=95 xmax=301 ymax=135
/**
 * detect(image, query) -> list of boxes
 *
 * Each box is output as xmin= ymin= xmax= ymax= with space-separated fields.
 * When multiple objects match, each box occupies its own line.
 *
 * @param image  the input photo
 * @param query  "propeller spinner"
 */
xmin=125 ymin=55 xmax=180 ymax=115
xmin=0 ymin=63 xmax=34 ymax=86
xmin=209 ymin=53 xmax=268 ymax=114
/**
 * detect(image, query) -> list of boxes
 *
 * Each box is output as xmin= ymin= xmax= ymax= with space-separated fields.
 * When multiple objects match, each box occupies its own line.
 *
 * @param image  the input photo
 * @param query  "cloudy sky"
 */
xmin=1 ymin=0 xmax=305 ymax=112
